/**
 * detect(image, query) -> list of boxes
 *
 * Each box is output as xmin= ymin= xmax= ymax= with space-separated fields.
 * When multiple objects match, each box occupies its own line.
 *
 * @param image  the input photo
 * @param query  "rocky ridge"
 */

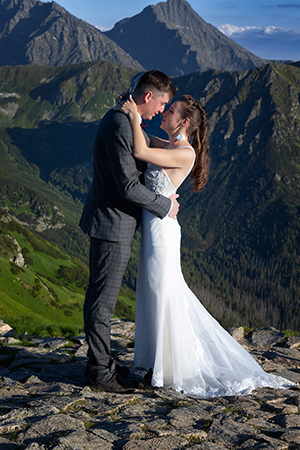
xmin=105 ymin=0 xmax=266 ymax=76
xmin=0 ymin=0 xmax=266 ymax=75
xmin=0 ymin=320 xmax=299 ymax=449
xmin=0 ymin=0 xmax=143 ymax=70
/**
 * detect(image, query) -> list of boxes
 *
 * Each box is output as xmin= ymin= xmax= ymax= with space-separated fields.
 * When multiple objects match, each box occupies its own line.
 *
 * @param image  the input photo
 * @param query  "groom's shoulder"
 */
xmin=98 ymin=107 xmax=129 ymax=134
xmin=103 ymin=107 xmax=129 ymax=125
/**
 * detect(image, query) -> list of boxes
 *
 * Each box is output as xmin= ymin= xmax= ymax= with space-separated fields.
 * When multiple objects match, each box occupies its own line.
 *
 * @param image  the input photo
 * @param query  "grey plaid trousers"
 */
xmin=83 ymin=237 xmax=131 ymax=373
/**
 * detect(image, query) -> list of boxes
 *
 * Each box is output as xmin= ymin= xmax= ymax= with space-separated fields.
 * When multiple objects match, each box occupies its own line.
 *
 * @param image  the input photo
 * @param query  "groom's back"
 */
xmin=79 ymin=108 xmax=144 ymax=242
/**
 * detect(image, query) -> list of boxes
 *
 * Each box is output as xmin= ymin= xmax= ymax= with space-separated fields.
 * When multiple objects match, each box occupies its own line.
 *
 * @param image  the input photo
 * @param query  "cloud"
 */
xmin=217 ymin=24 xmax=299 ymax=38
xmin=93 ymin=25 xmax=109 ymax=32
xmin=262 ymin=3 xmax=300 ymax=7
xmin=277 ymin=4 xmax=300 ymax=8
xmin=217 ymin=24 xmax=300 ymax=61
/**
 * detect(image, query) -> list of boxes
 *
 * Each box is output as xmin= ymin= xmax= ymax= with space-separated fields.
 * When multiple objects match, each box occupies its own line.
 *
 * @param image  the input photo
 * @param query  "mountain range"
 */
xmin=0 ymin=60 xmax=299 ymax=331
xmin=0 ymin=0 xmax=142 ymax=70
xmin=105 ymin=0 xmax=267 ymax=76
xmin=0 ymin=0 xmax=269 ymax=76
xmin=0 ymin=0 xmax=300 ymax=333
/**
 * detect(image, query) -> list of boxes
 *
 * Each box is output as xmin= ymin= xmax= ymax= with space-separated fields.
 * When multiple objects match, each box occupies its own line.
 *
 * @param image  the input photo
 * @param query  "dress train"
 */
xmin=134 ymin=156 xmax=294 ymax=397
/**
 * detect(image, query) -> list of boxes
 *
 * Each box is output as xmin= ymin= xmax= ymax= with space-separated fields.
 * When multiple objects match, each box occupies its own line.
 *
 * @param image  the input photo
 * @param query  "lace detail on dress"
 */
xmin=144 ymin=145 xmax=195 ymax=197
xmin=145 ymin=163 xmax=176 ymax=197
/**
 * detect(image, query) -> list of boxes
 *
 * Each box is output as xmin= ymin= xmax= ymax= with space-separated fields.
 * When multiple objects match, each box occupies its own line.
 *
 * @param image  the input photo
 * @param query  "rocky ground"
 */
xmin=0 ymin=319 xmax=299 ymax=450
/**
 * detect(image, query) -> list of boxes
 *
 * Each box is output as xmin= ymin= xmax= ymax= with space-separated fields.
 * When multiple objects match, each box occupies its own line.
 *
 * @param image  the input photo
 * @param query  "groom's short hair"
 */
xmin=133 ymin=70 xmax=176 ymax=99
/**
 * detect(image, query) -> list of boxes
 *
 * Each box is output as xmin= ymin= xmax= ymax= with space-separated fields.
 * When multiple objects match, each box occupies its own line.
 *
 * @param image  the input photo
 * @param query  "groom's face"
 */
xmin=142 ymin=91 xmax=170 ymax=120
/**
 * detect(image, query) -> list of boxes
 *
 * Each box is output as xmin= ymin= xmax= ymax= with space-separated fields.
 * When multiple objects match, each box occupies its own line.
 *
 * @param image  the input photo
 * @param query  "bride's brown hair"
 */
xmin=180 ymin=95 xmax=210 ymax=192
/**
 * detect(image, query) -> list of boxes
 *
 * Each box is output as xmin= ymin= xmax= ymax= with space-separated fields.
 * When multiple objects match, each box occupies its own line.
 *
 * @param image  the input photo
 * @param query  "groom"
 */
xmin=79 ymin=70 xmax=178 ymax=393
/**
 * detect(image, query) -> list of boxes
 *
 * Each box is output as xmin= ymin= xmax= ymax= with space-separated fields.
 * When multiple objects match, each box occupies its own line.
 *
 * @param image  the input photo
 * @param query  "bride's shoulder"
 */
xmin=173 ymin=141 xmax=192 ymax=148
xmin=173 ymin=142 xmax=195 ymax=155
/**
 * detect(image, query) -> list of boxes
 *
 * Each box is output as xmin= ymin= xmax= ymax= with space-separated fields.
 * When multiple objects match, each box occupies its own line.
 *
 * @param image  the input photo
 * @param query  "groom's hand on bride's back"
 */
xmin=168 ymin=194 xmax=179 ymax=219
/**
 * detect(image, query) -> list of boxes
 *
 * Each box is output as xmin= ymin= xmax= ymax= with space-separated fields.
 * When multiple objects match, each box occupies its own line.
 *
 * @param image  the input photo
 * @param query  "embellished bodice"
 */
xmin=145 ymin=164 xmax=176 ymax=197
xmin=144 ymin=145 xmax=195 ymax=197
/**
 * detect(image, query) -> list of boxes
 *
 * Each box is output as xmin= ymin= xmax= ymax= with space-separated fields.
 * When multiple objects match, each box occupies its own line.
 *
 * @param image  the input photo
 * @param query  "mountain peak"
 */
xmin=0 ymin=0 xmax=143 ymax=69
xmin=105 ymin=0 xmax=266 ymax=76
xmin=0 ymin=0 xmax=267 ymax=75
xmin=148 ymin=0 xmax=194 ymax=17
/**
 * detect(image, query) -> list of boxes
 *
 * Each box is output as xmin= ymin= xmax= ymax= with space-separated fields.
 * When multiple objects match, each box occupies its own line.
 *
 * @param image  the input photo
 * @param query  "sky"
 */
xmin=42 ymin=0 xmax=300 ymax=61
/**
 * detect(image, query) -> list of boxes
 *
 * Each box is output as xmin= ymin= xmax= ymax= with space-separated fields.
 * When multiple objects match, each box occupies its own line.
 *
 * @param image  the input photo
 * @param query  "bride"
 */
xmin=119 ymin=94 xmax=294 ymax=397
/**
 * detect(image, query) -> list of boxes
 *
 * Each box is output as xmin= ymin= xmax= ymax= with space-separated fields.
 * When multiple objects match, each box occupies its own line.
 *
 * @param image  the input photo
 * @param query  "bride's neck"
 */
xmin=168 ymin=131 xmax=187 ymax=147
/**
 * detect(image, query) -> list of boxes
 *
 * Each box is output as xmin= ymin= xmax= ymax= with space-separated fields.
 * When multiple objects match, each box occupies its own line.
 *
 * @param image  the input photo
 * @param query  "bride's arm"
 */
xmin=120 ymin=97 xmax=193 ymax=169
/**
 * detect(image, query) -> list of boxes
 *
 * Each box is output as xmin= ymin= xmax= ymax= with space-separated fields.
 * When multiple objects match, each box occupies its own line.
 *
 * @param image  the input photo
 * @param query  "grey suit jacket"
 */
xmin=79 ymin=108 xmax=171 ymax=243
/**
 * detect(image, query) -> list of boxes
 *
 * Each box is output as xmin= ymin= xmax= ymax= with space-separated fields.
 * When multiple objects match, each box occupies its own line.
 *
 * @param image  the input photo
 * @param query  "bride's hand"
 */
xmin=114 ymin=95 xmax=137 ymax=118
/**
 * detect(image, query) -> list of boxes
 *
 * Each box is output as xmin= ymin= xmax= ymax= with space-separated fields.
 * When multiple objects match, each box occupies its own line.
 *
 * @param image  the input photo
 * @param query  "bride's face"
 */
xmin=161 ymin=102 xmax=183 ymax=133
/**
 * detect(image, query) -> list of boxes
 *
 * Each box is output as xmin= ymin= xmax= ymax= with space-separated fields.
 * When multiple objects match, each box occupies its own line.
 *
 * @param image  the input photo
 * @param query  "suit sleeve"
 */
xmin=104 ymin=112 xmax=172 ymax=219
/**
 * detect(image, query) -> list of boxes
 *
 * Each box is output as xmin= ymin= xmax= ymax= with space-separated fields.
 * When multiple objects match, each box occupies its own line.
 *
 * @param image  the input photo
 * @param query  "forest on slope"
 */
xmin=0 ymin=61 xmax=299 ymax=330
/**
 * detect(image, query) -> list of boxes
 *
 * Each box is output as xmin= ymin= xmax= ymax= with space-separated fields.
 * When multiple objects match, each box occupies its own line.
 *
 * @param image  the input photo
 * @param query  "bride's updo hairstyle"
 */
xmin=180 ymin=95 xmax=210 ymax=192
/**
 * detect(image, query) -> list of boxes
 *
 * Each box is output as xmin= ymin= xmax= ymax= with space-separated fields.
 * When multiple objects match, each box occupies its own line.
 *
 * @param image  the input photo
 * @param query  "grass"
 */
xmin=3 ymin=316 xmax=84 ymax=338
xmin=0 ymin=212 xmax=85 ymax=336
xmin=0 ymin=210 xmax=136 ymax=337
xmin=0 ymin=255 xmax=83 ymax=315
xmin=283 ymin=329 xmax=300 ymax=336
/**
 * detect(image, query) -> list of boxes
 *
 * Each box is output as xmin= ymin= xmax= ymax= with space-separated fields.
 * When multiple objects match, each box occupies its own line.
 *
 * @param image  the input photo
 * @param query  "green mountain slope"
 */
xmin=0 ymin=207 xmax=87 ymax=335
xmin=0 ymin=208 xmax=135 ymax=335
xmin=0 ymin=62 xmax=138 ymax=332
xmin=172 ymin=63 xmax=300 ymax=330
xmin=0 ymin=61 xmax=299 ymax=331
xmin=0 ymin=61 xmax=136 ymax=261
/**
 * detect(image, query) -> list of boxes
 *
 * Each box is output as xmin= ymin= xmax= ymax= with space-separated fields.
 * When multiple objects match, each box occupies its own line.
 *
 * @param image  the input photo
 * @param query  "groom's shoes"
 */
xmin=116 ymin=363 xmax=130 ymax=378
xmin=86 ymin=370 xmax=136 ymax=393
xmin=84 ymin=360 xmax=130 ymax=378
xmin=144 ymin=368 xmax=153 ymax=385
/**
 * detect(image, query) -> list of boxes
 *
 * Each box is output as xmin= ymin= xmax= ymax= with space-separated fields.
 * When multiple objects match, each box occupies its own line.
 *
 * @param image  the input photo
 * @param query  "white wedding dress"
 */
xmin=134 ymin=146 xmax=294 ymax=397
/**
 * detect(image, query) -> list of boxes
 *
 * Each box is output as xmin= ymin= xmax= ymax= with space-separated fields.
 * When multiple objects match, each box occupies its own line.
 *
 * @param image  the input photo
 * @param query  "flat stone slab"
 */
xmin=250 ymin=328 xmax=286 ymax=350
xmin=285 ymin=335 xmax=300 ymax=349
xmin=227 ymin=326 xmax=245 ymax=341
xmin=122 ymin=436 xmax=188 ymax=449
xmin=30 ymin=337 xmax=68 ymax=349
xmin=55 ymin=430 xmax=114 ymax=450
xmin=0 ymin=322 xmax=14 ymax=336
xmin=16 ymin=413 xmax=86 ymax=446
xmin=0 ymin=319 xmax=299 ymax=449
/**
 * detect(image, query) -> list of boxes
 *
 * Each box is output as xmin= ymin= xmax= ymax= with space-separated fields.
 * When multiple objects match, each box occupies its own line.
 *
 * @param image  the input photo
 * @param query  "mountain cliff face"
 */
xmin=171 ymin=63 xmax=300 ymax=330
xmin=1 ymin=0 xmax=299 ymax=331
xmin=0 ymin=61 xmax=299 ymax=330
xmin=0 ymin=0 xmax=143 ymax=69
xmin=0 ymin=0 xmax=267 ymax=75
xmin=105 ymin=0 xmax=267 ymax=76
